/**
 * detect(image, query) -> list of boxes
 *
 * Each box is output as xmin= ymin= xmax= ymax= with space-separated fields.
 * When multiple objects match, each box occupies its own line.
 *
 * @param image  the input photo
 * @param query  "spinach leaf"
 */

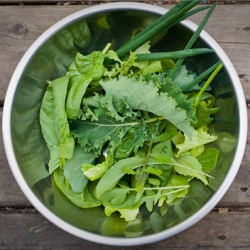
xmin=53 ymin=168 xmax=101 ymax=208
xmin=64 ymin=145 xmax=95 ymax=193
xmin=197 ymin=147 xmax=219 ymax=173
xmin=66 ymin=51 xmax=105 ymax=119
xmin=40 ymin=76 xmax=74 ymax=174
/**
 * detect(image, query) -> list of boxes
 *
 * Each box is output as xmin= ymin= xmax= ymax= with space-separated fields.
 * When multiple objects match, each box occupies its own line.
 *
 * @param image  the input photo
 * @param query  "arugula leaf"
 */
xmin=174 ymin=155 xmax=208 ymax=185
xmin=95 ymin=155 xmax=145 ymax=198
xmin=40 ymin=76 xmax=74 ymax=174
xmin=163 ymin=173 xmax=190 ymax=204
xmin=99 ymin=75 xmax=194 ymax=137
xmin=149 ymin=153 xmax=209 ymax=185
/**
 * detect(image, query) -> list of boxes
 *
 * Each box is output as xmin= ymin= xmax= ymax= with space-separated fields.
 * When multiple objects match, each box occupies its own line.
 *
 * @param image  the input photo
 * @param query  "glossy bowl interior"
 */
xmin=3 ymin=2 xmax=247 ymax=246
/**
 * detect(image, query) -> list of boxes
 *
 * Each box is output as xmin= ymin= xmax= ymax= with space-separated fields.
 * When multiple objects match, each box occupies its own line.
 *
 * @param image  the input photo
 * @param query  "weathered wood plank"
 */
xmin=0 ymin=0 xmax=249 ymax=4
xmin=0 ymin=111 xmax=31 ymax=206
xmin=0 ymin=5 xmax=250 ymax=101
xmin=0 ymin=210 xmax=250 ymax=249
xmin=1 ymin=104 xmax=250 ymax=207
xmin=0 ymin=5 xmax=249 ymax=207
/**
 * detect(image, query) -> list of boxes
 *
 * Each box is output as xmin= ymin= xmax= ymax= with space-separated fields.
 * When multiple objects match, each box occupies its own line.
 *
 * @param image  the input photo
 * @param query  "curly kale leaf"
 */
xmin=99 ymin=75 xmax=194 ymax=137
xmin=70 ymin=112 xmax=148 ymax=157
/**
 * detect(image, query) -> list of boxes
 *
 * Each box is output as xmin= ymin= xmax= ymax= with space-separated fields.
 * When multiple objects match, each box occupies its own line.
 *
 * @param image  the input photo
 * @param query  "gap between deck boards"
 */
xmin=1 ymin=205 xmax=250 ymax=213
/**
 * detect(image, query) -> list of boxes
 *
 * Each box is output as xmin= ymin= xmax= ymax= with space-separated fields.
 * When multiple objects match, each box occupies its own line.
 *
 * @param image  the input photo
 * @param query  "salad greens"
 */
xmin=40 ymin=0 xmax=223 ymax=222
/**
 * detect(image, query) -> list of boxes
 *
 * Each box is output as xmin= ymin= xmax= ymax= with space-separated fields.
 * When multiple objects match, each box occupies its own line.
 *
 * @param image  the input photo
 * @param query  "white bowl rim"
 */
xmin=2 ymin=2 xmax=248 ymax=246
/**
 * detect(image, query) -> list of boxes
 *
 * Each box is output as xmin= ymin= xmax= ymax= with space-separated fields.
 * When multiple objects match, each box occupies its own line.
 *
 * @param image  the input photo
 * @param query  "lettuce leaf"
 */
xmin=175 ymin=125 xmax=218 ymax=155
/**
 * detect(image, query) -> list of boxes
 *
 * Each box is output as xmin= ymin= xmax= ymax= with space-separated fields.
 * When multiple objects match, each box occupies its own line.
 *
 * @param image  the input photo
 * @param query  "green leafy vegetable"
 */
xmin=64 ymin=145 xmax=95 ymax=193
xmin=40 ymin=76 xmax=74 ymax=174
xmin=66 ymin=51 xmax=105 ymax=119
xmin=39 ymin=1 xmax=224 ymax=226
xmin=99 ymin=75 xmax=194 ymax=137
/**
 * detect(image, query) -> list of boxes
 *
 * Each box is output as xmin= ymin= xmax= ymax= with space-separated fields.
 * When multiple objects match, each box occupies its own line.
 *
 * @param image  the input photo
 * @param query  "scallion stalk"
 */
xmin=181 ymin=60 xmax=222 ymax=92
xmin=169 ymin=3 xmax=217 ymax=80
xmin=135 ymin=48 xmax=214 ymax=62
xmin=116 ymin=0 xmax=202 ymax=58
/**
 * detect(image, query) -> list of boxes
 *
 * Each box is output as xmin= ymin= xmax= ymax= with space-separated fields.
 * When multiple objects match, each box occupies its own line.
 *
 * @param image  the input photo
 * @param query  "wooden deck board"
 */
xmin=0 ymin=3 xmax=249 ymax=249
xmin=0 ymin=5 xmax=250 ymax=101
xmin=0 ymin=210 xmax=250 ymax=249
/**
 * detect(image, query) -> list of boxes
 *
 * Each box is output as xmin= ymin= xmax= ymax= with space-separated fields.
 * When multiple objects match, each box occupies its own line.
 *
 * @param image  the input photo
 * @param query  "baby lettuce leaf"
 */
xmin=40 ymin=76 xmax=74 ymax=174
xmin=104 ymin=194 xmax=140 ymax=222
xmin=64 ymin=145 xmax=96 ymax=193
xmin=98 ymin=187 xmax=131 ymax=206
xmin=175 ymin=125 xmax=218 ymax=155
xmin=53 ymin=168 xmax=101 ymax=208
xmin=99 ymin=75 xmax=194 ymax=138
xmin=82 ymin=154 xmax=110 ymax=181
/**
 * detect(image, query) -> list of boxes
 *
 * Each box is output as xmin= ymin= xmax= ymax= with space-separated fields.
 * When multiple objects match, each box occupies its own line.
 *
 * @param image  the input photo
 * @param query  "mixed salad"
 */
xmin=40 ymin=0 xmax=223 ymax=222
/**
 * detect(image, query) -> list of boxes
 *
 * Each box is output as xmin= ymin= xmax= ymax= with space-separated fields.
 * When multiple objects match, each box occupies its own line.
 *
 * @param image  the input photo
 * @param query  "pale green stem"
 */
xmin=193 ymin=62 xmax=223 ymax=108
xmin=136 ymin=134 xmax=155 ymax=185
xmin=102 ymin=43 xmax=112 ymax=55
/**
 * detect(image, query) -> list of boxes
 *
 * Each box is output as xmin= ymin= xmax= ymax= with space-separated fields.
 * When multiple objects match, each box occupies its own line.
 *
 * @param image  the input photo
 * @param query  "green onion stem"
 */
xmin=169 ymin=3 xmax=217 ymax=79
xmin=181 ymin=60 xmax=222 ymax=92
xmin=116 ymin=0 xmax=201 ymax=58
xmin=167 ymin=5 xmax=211 ymax=30
xmin=135 ymin=48 xmax=214 ymax=62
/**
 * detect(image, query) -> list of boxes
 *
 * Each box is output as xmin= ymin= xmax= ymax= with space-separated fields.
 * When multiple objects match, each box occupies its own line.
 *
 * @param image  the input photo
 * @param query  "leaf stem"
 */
xmin=122 ymin=185 xmax=190 ymax=192
xmin=181 ymin=60 xmax=221 ymax=92
xmin=136 ymin=135 xmax=155 ymax=185
xmin=193 ymin=62 xmax=223 ymax=107
xmin=76 ymin=116 xmax=165 ymax=127
xmin=102 ymin=42 xmax=112 ymax=54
